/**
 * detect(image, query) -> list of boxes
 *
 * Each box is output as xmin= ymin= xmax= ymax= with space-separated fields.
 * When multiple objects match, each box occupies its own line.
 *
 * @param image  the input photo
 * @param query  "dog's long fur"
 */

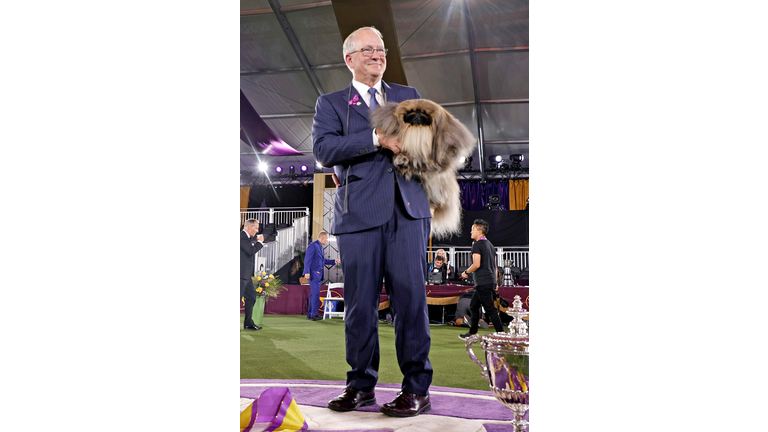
xmin=370 ymin=99 xmax=476 ymax=238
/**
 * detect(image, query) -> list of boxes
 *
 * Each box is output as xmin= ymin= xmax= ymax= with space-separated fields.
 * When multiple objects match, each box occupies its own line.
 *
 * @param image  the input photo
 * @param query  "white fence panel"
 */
xmin=240 ymin=207 xmax=309 ymax=227
xmin=252 ymin=215 xmax=311 ymax=275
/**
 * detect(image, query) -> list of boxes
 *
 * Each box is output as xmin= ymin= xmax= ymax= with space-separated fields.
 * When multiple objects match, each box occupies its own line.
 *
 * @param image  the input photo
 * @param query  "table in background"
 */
xmin=250 ymin=284 xmax=529 ymax=316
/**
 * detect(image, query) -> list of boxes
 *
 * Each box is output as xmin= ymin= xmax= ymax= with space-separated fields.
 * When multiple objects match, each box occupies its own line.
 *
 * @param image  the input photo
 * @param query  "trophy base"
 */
xmin=489 ymin=387 xmax=529 ymax=432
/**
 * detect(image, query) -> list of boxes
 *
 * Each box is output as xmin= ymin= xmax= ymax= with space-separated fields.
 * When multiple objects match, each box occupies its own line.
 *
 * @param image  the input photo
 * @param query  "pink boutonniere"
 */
xmin=349 ymin=94 xmax=359 ymax=106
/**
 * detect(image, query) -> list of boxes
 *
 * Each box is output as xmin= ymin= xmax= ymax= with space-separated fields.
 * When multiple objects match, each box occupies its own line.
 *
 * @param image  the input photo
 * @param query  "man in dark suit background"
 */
xmin=303 ymin=231 xmax=340 ymax=321
xmin=312 ymin=26 xmax=433 ymax=417
xmin=241 ymin=218 xmax=264 ymax=330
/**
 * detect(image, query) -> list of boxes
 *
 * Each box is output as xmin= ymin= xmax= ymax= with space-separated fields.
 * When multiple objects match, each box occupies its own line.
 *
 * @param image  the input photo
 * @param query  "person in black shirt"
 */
xmin=458 ymin=219 xmax=504 ymax=339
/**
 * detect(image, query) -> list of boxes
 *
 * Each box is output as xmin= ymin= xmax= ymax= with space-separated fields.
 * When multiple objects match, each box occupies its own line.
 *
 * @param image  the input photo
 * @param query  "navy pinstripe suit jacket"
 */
xmin=312 ymin=81 xmax=431 ymax=235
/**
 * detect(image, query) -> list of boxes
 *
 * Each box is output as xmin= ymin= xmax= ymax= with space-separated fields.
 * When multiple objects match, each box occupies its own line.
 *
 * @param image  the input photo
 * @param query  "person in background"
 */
xmin=303 ymin=231 xmax=339 ymax=321
xmin=426 ymin=256 xmax=449 ymax=285
xmin=432 ymin=249 xmax=454 ymax=278
xmin=458 ymin=219 xmax=504 ymax=339
xmin=241 ymin=219 xmax=264 ymax=331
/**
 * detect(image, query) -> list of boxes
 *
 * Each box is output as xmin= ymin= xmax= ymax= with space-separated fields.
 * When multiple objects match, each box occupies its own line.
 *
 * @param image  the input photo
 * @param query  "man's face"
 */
xmin=248 ymin=222 xmax=259 ymax=237
xmin=319 ymin=235 xmax=328 ymax=245
xmin=470 ymin=225 xmax=481 ymax=241
xmin=434 ymin=259 xmax=444 ymax=268
xmin=345 ymin=30 xmax=386 ymax=83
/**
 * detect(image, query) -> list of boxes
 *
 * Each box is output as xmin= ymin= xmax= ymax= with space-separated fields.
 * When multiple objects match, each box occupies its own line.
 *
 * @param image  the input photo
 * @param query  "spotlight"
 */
xmin=459 ymin=156 xmax=473 ymax=170
xmin=315 ymin=161 xmax=323 ymax=169
xmin=289 ymin=165 xmax=295 ymax=175
xmin=486 ymin=194 xmax=505 ymax=211
xmin=259 ymin=162 xmax=268 ymax=172
xmin=300 ymin=165 xmax=308 ymax=173
xmin=509 ymin=154 xmax=524 ymax=172
xmin=488 ymin=154 xmax=507 ymax=170
xmin=275 ymin=166 xmax=282 ymax=173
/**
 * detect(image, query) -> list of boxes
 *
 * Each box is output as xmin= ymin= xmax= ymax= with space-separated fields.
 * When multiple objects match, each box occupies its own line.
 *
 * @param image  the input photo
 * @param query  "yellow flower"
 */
xmin=257 ymin=276 xmax=262 ymax=281
xmin=269 ymin=274 xmax=275 ymax=279
xmin=265 ymin=283 xmax=269 ymax=287
xmin=256 ymin=287 xmax=262 ymax=293
xmin=262 ymin=271 xmax=266 ymax=276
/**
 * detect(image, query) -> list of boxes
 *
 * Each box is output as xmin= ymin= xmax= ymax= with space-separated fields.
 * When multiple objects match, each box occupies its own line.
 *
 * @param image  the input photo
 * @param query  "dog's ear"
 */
xmin=430 ymin=103 xmax=475 ymax=168
xmin=369 ymin=102 xmax=401 ymax=136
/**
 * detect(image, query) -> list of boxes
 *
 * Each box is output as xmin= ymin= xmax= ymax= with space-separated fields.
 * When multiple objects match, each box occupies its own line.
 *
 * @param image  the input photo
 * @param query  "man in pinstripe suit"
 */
xmin=312 ymin=26 xmax=433 ymax=417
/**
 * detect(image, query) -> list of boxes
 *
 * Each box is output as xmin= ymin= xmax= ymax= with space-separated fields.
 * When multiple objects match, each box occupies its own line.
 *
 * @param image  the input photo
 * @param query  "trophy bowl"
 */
xmin=466 ymin=332 xmax=529 ymax=431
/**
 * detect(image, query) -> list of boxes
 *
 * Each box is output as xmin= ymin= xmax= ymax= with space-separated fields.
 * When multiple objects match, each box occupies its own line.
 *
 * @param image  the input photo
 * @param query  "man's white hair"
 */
xmin=244 ymin=219 xmax=258 ymax=228
xmin=342 ymin=26 xmax=384 ymax=73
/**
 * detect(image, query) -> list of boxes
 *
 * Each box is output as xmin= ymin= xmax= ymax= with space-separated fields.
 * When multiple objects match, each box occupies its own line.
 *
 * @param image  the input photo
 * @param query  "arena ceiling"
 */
xmin=240 ymin=0 xmax=528 ymax=182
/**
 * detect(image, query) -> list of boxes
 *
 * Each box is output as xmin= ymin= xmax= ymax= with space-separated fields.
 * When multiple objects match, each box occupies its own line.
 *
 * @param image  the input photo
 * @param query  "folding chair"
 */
xmin=323 ymin=282 xmax=345 ymax=320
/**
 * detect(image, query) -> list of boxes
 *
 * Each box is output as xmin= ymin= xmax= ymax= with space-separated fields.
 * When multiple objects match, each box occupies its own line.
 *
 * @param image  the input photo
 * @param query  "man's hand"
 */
xmin=257 ymin=234 xmax=264 ymax=242
xmin=447 ymin=267 xmax=451 ymax=274
xmin=335 ymin=258 xmax=340 ymax=264
xmin=376 ymin=128 xmax=401 ymax=154
xmin=303 ymin=273 xmax=309 ymax=280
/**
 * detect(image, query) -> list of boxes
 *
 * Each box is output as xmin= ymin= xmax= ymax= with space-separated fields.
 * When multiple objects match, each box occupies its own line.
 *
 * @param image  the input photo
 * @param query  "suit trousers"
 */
xmin=468 ymin=283 xmax=504 ymax=334
xmin=241 ymin=278 xmax=255 ymax=327
xmin=308 ymin=277 xmax=321 ymax=318
xmin=336 ymin=192 xmax=433 ymax=395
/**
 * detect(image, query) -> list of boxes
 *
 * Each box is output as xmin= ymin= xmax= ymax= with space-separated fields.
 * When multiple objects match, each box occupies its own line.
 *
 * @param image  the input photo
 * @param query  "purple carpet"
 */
xmin=241 ymin=379 xmax=528 ymax=431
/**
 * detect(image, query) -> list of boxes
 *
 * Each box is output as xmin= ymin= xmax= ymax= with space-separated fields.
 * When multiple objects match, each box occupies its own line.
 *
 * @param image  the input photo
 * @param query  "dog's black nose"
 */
xmin=403 ymin=111 xmax=432 ymax=126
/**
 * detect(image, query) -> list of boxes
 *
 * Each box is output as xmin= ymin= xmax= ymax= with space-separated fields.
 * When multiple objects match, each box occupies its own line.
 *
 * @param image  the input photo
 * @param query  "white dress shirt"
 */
xmin=352 ymin=80 xmax=384 ymax=147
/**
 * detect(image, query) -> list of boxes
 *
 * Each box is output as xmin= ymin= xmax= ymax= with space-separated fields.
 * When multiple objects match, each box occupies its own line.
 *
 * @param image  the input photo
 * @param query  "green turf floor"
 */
xmin=240 ymin=315 xmax=504 ymax=391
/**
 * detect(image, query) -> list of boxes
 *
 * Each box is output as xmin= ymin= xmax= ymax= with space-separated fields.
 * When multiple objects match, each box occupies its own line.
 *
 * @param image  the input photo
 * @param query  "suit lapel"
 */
xmin=340 ymin=81 xmax=408 ymax=133
xmin=350 ymin=86 xmax=370 ymax=121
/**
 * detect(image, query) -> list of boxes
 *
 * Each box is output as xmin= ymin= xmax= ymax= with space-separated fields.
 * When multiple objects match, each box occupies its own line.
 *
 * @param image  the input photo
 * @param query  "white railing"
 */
xmin=240 ymin=207 xmax=310 ymax=227
xmin=254 ymin=215 xmax=311 ymax=275
xmin=427 ymin=246 xmax=529 ymax=272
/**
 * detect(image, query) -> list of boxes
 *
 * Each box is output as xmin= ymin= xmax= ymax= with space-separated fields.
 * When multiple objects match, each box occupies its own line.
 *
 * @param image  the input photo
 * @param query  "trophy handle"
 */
xmin=464 ymin=334 xmax=489 ymax=382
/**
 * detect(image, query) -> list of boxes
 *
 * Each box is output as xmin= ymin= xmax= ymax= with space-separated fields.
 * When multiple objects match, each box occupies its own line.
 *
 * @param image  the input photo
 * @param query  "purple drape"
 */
xmin=240 ymin=90 xmax=302 ymax=156
xmin=459 ymin=180 xmax=510 ymax=211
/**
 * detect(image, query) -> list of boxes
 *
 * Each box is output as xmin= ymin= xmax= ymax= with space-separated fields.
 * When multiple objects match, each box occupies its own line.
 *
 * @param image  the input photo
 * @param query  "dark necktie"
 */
xmin=368 ymin=88 xmax=378 ymax=109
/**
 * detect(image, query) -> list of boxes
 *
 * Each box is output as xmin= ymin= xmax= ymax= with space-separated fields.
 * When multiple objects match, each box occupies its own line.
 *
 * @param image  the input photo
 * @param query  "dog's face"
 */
xmin=394 ymin=99 xmax=473 ymax=174
xmin=392 ymin=100 xmax=444 ymax=171
xmin=369 ymin=98 xmax=475 ymax=176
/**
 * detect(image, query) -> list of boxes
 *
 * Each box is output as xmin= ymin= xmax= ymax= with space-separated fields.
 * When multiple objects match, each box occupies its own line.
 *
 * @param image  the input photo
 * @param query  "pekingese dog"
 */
xmin=370 ymin=99 xmax=476 ymax=238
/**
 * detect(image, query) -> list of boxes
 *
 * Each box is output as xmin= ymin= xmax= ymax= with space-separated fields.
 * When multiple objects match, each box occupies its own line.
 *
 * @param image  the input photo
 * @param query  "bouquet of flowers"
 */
xmin=252 ymin=271 xmax=287 ymax=302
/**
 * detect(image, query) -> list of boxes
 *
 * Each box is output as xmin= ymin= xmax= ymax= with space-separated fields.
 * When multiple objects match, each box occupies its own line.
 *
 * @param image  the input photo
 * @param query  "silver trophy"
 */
xmin=465 ymin=295 xmax=529 ymax=431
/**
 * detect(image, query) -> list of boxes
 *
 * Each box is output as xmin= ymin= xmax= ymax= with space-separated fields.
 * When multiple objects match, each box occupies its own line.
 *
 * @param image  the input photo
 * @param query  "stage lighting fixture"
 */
xmin=300 ymin=165 xmax=308 ymax=173
xmin=486 ymin=194 xmax=505 ymax=211
xmin=459 ymin=156 xmax=473 ymax=170
xmin=488 ymin=154 xmax=508 ymax=170
xmin=316 ymin=161 xmax=323 ymax=169
xmin=510 ymin=154 xmax=524 ymax=163
xmin=489 ymin=155 xmax=503 ymax=164
xmin=289 ymin=165 xmax=295 ymax=175
xmin=275 ymin=166 xmax=282 ymax=173
xmin=259 ymin=162 xmax=268 ymax=172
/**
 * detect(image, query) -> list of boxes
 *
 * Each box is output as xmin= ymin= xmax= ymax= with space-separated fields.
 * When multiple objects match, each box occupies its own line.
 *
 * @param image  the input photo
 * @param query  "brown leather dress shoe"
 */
xmin=327 ymin=387 xmax=376 ymax=412
xmin=380 ymin=391 xmax=431 ymax=417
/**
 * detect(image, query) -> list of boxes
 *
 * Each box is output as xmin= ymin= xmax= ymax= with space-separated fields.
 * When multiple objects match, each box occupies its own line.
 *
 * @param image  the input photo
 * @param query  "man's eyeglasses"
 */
xmin=350 ymin=47 xmax=388 ymax=57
